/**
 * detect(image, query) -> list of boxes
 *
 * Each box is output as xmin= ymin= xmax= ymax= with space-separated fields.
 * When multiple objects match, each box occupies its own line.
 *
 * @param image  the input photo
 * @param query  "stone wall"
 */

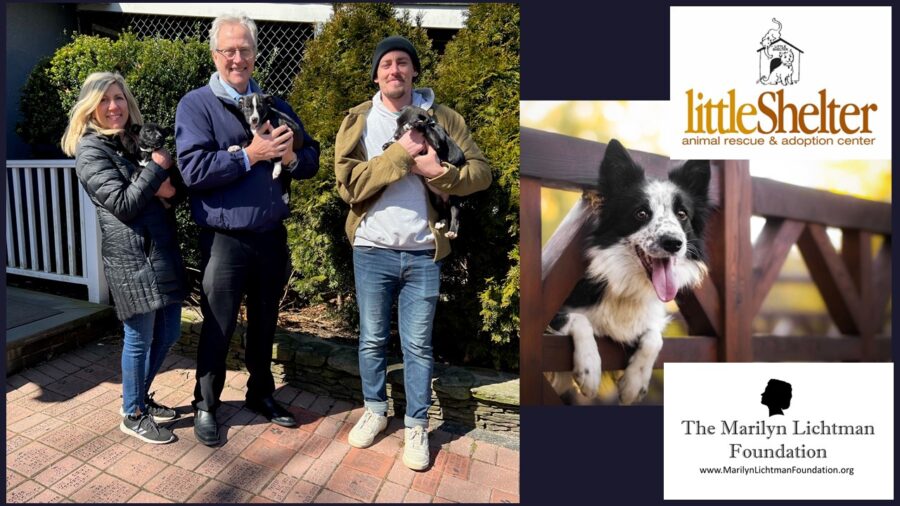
xmin=175 ymin=314 xmax=519 ymax=434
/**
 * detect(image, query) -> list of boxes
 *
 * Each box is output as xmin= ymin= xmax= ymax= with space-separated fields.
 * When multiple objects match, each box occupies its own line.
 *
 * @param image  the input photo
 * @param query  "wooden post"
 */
xmin=842 ymin=230 xmax=874 ymax=360
xmin=717 ymin=161 xmax=753 ymax=361
xmin=520 ymin=177 xmax=544 ymax=405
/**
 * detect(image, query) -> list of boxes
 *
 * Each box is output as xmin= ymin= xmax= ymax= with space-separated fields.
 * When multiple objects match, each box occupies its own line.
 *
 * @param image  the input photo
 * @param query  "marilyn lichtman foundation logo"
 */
xmin=757 ymin=18 xmax=803 ymax=86
xmin=761 ymin=379 xmax=792 ymax=416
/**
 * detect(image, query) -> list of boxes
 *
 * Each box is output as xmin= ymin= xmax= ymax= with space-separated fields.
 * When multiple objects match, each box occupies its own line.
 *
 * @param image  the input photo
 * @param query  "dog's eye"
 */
xmin=634 ymin=209 xmax=650 ymax=221
xmin=676 ymin=210 xmax=689 ymax=221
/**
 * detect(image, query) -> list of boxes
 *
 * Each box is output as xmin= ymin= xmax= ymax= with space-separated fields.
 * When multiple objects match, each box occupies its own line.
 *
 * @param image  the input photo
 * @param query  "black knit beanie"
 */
xmin=371 ymin=36 xmax=420 ymax=80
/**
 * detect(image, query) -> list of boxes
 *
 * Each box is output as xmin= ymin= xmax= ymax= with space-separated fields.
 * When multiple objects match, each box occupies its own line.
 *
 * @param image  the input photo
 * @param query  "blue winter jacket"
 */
xmin=175 ymin=74 xmax=319 ymax=232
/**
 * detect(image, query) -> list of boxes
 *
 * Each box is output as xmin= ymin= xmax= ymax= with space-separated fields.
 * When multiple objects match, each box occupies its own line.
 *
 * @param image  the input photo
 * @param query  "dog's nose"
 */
xmin=659 ymin=235 xmax=683 ymax=254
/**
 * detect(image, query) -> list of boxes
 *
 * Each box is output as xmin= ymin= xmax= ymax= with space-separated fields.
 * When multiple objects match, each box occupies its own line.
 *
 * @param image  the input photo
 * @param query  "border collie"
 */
xmin=237 ymin=92 xmax=304 ymax=179
xmin=548 ymin=139 xmax=711 ymax=404
xmin=383 ymin=105 xmax=465 ymax=239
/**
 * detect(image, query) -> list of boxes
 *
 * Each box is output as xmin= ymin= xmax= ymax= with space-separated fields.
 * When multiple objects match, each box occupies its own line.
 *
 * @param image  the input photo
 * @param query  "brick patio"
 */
xmin=6 ymin=340 xmax=520 ymax=503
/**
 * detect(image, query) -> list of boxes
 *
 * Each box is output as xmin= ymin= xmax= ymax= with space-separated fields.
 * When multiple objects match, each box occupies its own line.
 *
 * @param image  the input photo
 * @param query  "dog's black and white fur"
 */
xmin=237 ymin=92 xmax=303 ymax=179
xmin=128 ymin=122 xmax=175 ymax=208
xmin=383 ymin=105 xmax=465 ymax=239
xmin=548 ymin=139 xmax=711 ymax=404
xmin=129 ymin=122 xmax=171 ymax=169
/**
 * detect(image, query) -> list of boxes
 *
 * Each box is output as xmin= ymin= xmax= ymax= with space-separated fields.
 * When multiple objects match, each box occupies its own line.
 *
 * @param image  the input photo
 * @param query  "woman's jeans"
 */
xmin=121 ymin=303 xmax=182 ymax=416
xmin=353 ymin=247 xmax=440 ymax=428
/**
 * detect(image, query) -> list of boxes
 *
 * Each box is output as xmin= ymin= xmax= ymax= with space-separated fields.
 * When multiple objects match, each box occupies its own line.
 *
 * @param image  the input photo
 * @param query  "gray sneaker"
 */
xmin=403 ymin=426 xmax=430 ymax=471
xmin=144 ymin=392 xmax=177 ymax=422
xmin=348 ymin=409 xmax=388 ymax=448
xmin=120 ymin=413 xmax=175 ymax=444
xmin=119 ymin=392 xmax=177 ymax=423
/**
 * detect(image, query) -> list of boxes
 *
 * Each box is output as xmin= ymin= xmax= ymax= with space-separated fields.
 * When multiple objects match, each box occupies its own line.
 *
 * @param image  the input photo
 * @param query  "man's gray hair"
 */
xmin=209 ymin=14 xmax=258 ymax=53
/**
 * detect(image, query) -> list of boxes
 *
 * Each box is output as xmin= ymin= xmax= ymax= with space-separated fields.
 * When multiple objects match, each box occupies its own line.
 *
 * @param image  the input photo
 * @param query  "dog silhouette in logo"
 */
xmin=760 ymin=49 xmax=795 ymax=86
xmin=761 ymin=379 xmax=792 ymax=416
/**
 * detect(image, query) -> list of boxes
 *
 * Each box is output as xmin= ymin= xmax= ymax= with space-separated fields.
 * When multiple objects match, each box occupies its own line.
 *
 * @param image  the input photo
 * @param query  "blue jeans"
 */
xmin=121 ymin=303 xmax=182 ymax=416
xmin=353 ymin=247 xmax=440 ymax=428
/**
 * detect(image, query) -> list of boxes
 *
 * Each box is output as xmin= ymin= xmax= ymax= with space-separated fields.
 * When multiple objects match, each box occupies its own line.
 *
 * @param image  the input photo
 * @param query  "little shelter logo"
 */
xmin=757 ymin=18 xmax=803 ymax=86
xmin=669 ymin=7 xmax=891 ymax=160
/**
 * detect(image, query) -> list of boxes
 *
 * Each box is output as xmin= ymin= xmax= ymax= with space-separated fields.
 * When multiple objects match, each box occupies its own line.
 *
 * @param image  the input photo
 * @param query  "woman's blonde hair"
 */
xmin=60 ymin=72 xmax=143 ymax=156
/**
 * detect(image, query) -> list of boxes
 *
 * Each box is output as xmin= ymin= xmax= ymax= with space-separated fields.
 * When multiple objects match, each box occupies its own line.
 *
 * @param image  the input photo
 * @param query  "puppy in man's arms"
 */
xmin=383 ymin=105 xmax=465 ymax=239
xmin=547 ymin=139 xmax=711 ymax=404
xmin=237 ymin=92 xmax=304 ymax=179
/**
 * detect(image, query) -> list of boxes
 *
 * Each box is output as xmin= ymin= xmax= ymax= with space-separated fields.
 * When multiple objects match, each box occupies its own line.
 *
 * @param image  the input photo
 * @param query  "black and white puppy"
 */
xmin=383 ymin=105 xmax=465 ymax=239
xmin=237 ymin=92 xmax=304 ymax=179
xmin=548 ymin=139 xmax=711 ymax=404
xmin=128 ymin=122 xmax=176 ymax=208
xmin=129 ymin=122 xmax=172 ymax=169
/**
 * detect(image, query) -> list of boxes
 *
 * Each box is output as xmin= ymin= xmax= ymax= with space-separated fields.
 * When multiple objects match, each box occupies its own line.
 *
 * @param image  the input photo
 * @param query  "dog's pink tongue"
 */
xmin=651 ymin=258 xmax=677 ymax=302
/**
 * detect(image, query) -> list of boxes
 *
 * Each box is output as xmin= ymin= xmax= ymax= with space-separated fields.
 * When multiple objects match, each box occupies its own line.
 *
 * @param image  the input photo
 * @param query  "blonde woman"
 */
xmin=62 ymin=72 xmax=187 ymax=444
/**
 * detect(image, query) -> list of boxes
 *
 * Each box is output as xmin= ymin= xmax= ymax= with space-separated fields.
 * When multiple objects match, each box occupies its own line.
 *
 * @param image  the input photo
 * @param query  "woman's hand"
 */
xmin=155 ymin=177 xmax=176 ymax=198
xmin=152 ymin=148 xmax=173 ymax=170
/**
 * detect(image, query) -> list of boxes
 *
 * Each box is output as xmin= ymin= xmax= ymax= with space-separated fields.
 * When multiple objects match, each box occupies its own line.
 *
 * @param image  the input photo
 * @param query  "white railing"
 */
xmin=6 ymin=159 xmax=108 ymax=304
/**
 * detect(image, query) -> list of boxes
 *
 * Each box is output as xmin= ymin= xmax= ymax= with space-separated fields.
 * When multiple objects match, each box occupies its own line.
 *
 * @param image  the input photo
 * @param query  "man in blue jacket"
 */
xmin=175 ymin=14 xmax=319 ymax=446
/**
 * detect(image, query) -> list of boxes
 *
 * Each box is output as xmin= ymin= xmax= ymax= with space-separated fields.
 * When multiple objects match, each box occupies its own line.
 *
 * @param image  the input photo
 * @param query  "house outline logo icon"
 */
xmin=756 ymin=18 xmax=804 ymax=86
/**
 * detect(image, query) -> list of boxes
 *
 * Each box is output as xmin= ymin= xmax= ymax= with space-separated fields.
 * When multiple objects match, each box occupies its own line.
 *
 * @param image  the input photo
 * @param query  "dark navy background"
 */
xmin=519 ymin=1 xmax=897 ymax=504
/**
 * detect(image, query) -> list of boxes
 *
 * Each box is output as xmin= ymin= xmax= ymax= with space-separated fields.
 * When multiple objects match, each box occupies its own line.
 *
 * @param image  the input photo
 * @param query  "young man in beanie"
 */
xmin=335 ymin=35 xmax=491 ymax=470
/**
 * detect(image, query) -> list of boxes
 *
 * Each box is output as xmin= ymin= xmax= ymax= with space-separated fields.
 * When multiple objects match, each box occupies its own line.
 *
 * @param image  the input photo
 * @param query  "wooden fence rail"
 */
xmin=520 ymin=127 xmax=892 ymax=405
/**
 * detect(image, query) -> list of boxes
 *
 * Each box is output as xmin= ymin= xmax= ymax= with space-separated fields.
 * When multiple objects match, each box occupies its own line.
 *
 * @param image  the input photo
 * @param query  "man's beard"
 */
xmin=382 ymin=86 xmax=410 ymax=100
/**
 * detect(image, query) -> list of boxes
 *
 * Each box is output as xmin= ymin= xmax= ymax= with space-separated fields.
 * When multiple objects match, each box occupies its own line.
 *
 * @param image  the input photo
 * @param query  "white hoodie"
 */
xmin=353 ymin=88 xmax=436 ymax=250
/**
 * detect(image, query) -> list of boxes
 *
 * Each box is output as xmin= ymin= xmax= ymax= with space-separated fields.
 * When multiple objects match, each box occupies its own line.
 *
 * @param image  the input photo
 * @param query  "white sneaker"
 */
xmin=402 ymin=426 xmax=430 ymax=471
xmin=348 ymin=409 xmax=388 ymax=448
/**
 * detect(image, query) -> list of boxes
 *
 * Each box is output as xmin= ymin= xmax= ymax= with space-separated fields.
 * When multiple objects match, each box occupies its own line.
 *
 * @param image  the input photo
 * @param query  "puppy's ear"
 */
xmin=669 ymin=160 xmax=711 ymax=204
xmin=397 ymin=105 xmax=413 ymax=121
xmin=264 ymin=94 xmax=275 ymax=107
xmin=238 ymin=96 xmax=246 ymax=108
xmin=129 ymin=124 xmax=142 ymax=136
xmin=599 ymin=139 xmax=644 ymax=196
xmin=161 ymin=126 xmax=173 ymax=138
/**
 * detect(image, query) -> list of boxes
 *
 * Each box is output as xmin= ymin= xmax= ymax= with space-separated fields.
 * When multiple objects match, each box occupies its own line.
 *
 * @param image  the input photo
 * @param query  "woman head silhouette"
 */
xmin=761 ymin=379 xmax=792 ymax=416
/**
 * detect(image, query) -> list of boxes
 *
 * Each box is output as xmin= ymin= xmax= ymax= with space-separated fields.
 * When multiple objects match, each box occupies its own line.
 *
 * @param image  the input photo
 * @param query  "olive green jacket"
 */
xmin=335 ymin=100 xmax=492 ymax=261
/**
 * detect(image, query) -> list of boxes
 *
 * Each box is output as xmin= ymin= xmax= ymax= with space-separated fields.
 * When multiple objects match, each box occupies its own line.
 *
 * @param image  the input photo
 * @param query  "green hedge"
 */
xmin=432 ymin=4 xmax=520 ymax=369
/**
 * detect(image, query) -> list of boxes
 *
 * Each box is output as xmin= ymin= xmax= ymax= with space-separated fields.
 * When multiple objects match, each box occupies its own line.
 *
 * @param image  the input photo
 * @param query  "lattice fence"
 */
xmin=124 ymin=14 xmax=315 ymax=97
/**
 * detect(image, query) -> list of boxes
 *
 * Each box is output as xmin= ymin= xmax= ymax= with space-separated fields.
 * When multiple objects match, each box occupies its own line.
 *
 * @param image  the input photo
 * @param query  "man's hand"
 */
xmin=397 ymin=129 xmax=427 ymax=158
xmin=151 ymin=148 xmax=173 ymax=170
xmin=245 ymin=122 xmax=294 ymax=166
xmin=411 ymin=143 xmax=446 ymax=179
xmin=155 ymin=177 xmax=176 ymax=198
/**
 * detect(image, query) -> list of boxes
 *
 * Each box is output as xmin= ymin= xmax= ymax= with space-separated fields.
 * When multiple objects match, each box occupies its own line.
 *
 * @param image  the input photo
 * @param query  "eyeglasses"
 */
xmin=215 ymin=47 xmax=254 ymax=60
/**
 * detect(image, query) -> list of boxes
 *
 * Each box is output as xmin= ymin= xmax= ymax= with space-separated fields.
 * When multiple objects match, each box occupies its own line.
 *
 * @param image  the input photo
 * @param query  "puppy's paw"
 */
xmin=617 ymin=369 xmax=649 ymax=405
xmin=572 ymin=347 xmax=601 ymax=398
xmin=227 ymin=145 xmax=242 ymax=153
xmin=434 ymin=221 xmax=446 ymax=230
xmin=445 ymin=231 xmax=457 ymax=239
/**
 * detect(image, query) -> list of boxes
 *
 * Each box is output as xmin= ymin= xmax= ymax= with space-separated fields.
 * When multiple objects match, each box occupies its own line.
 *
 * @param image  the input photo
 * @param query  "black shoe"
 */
xmin=193 ymin=408 xmax=220 ymax=446
xmin=120 ymin=413 xmax=175 ymax=444
xmin=145 ymin=392 xmax=178 ymax=422
xmin=245 ymin=396 xmax=297 ymax=427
